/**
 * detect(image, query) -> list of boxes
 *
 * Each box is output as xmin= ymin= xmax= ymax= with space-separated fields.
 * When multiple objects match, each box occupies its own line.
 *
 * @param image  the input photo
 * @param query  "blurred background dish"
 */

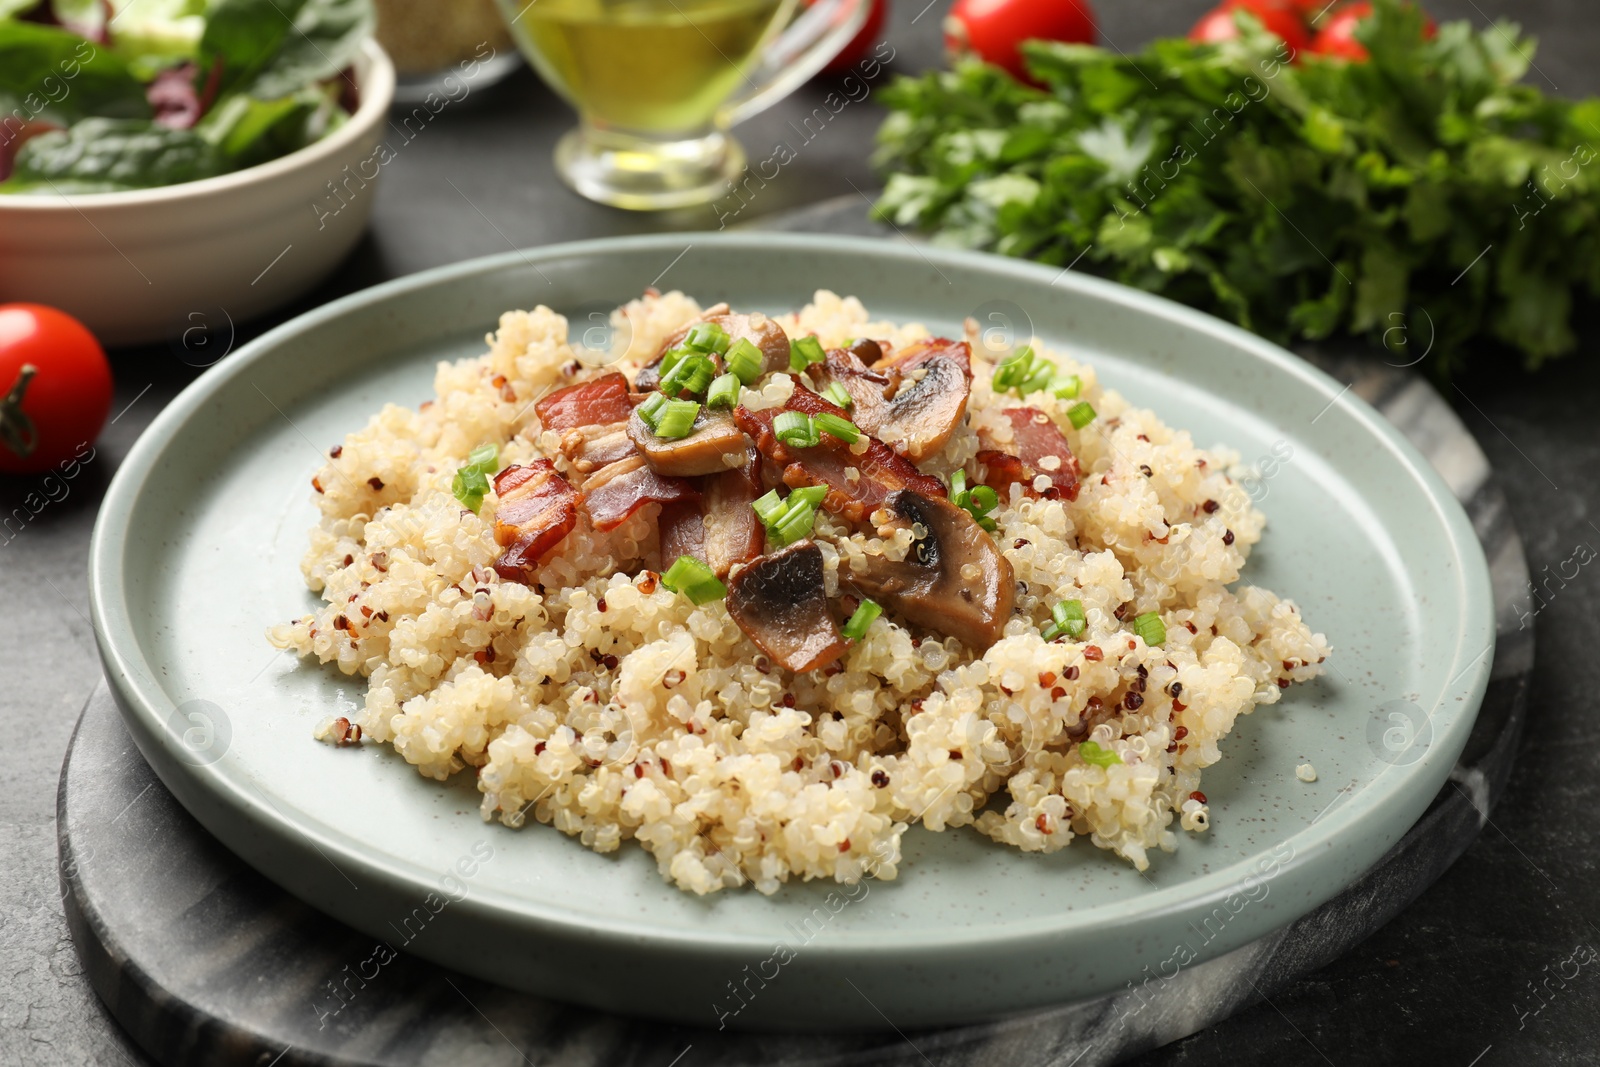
xmin=374 ymin=0 xmax=521 ymax=104
xmin=0 ymin=38 xmax=394 ymax=347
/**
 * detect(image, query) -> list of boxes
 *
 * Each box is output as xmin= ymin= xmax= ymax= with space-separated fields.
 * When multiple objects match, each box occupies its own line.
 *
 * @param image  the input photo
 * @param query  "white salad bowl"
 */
xmin=0 ymin=38 xmax=394 ymax=348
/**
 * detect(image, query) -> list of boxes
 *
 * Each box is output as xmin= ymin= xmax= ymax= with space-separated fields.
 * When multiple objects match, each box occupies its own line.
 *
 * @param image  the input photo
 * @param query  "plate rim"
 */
xmin=88 ymin=231 xmax=1495 ymax=959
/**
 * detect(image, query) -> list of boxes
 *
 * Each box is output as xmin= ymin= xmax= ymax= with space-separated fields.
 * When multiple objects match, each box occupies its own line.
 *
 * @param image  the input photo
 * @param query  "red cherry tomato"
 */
xmin=809 ymin=0 xmax=888 ymax=74
xmin=1189 ymin=0 xmax=1311 ymax=56
xmin=0 ymin=304 xmax=113 ymax=475
xmin=945 ymin=0 xmax=1098 ymax=86
xmin=1311 ymin=1 xmax=1436 ymax=61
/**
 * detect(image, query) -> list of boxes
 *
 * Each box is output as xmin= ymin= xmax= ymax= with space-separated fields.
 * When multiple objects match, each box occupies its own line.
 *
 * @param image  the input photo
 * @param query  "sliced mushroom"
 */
xmin=807 ymin=338 xmax=971 ymax=462
xmin=848 ymin=490 xmax=1015 ymax=651
xmin=635 ymin=311 xmax=791 ymax=391
xmin=726 ymin=541 xmax=848 ymax=673
xmin=626 ymin=406 xmax=750 ymax=477
xmin=658 ymin=447 xmax=765 ymax=577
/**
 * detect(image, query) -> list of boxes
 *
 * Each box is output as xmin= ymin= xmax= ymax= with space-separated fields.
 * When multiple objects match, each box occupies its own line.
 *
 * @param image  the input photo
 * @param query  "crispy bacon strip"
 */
xmin=658 ymin=448 xmax=764 ymax=577
xmin=557 ymin=422 xmax=637 ymax=475
xmin=492 ymin=461 xmax=579 ymax=581
xmin=978 ymin=407 xmax=1081 ymax=502
xmin=735 ymin=385 xmax=946 ymax=522
xmin=580 ymin=454 xmax=699 ymax=531
xmin=535 ymin=373 xmax=635 ymax=432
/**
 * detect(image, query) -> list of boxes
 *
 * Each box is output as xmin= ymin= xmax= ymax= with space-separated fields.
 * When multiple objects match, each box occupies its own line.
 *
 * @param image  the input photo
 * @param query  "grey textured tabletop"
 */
xmin=4 ymin=1 xmax=1600 ymax=1065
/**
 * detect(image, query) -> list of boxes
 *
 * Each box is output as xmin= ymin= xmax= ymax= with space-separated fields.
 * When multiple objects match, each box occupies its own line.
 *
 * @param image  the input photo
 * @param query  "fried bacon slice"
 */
xmin=734 ymin=384 xmax=946 ymax=523
xmin=658 ymin=447 xmax=765 ymax=577
xmin=977 ymin=407 xmax=1081 ymax=502
xmin=580 ymin=454 xmax=699 ymax=532
xmin=534 ymin=373 xmax=635 ymax=432
xmin=491 ymin=461 xmax=579 ymax=581
xmin=557 ymin=423 xmax=637 ymax=475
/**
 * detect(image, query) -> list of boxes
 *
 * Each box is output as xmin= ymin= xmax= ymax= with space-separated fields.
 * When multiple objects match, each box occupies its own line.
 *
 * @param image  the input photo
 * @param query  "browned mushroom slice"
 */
xmin=806 ymin=338 xmax=971 ymax=462
xmin=635 ymin=311 xmax=791 ymax=391
xmin=848 ymin=490 xmax=1015 ymax=651
xmin=658 ymin=448 xmax=765 ymax=577
xmin=806 ymin=347 xmax=891 ymax=430
xmin=626 ymin=406 xmax=750 ymax=477
xmin=726 ymin=541 xmax=848 ymax=673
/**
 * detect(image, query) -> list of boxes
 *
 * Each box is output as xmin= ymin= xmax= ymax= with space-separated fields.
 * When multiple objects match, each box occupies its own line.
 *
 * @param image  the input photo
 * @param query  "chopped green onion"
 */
xmin=789 ymin=335 xmax=826 ymax=372
xmin=1041 ymin=598 xmax=1086 ymax=641
xmin=813 ymin=412 xmax=860 ymax=443
xmin=970 ymin=484 xmax=999 ymax=513
xmin=843 ymin=598 xmax=882 ymax=640
xmin=773 ymin=410 xmax=819 ymax=448
xmin=948 ymin=467 xmax=999 ymax=532
xmin=685 ymin=321 xmax=730 ymax=355
xmin=787 ymin=484 xmax=829 ymax=508
xmin=991 ymin=346 xmax=1035 ymax=391
xmin=662 ymin=555 xmax=727 ymax=604
xmin=1078 ymin=740 xmax=1122 ymax=768
xmin=822 ymin=381 xmax=854 ymax=410
xmin=773 ymin=504 xmax=818 ymax=545
xmin=636 ymin=392 xmax=669 ymax=430
xmin=652 ymin=399 xmax=701 ymax=440
xmin=1133 ymin=612 xmax=1167 ymax=647
xmin=658 ymin=346 xmax=693 ymax=378
xmin=752 ymin=489 xmax=786 ymax=526
xmin=706 ymin=372 xmax=740 ymax=410
xmin=949 ymin=469 xmax=967 ymax=498
xmin=1066 ymin=401 xmax=1098 ymax=430
xmin=451 ymin=443 xmax=501 ymax=512
xmin=1019 ymin=360 xmax=1056 ymax=395
xmin=1051 ymin=374 xmax=1083 ymax=399
xmin=724 ymin=337 xmax=763 ymax=384
xmin=660 ymin=352 xmax=715 ymax=397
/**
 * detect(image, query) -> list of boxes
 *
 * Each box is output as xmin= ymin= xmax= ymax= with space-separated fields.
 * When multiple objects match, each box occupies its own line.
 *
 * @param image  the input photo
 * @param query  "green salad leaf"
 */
xmin=0 ymin=21 xmax=150 ymax=122
xmin=196 ymin=0 xmax=310 ymax=99
xmin=246 ymin=0 xmax=372 ymax=101
xmin=874 ymin=0 xmax=1600 ymax=376
xmin=3 ymin=116 xmax=222 ymax=192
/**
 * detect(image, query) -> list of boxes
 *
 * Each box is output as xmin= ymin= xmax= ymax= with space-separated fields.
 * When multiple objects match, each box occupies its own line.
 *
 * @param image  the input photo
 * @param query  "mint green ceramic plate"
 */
xmin=89 ymin=234 xmax=1493 ymax=1031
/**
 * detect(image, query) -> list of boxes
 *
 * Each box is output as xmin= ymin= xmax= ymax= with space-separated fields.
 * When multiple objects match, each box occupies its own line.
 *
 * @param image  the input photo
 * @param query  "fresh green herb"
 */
xmin=947 ymin=469 xmax=999 ymax=531
xmin=772 ymin=410 xmax=820 ymax=448
xmin=813 ymin=412 xmax=860 ymax=443
xmin=652 ymin=399 xmax=700 ymax=440
xmin=636 ymin=391 xmax=669 ymax=430
xmin=706 ymin=372 xmax=740 ymax=409
xmin=1042 ymin=598 xmax=1087 ymax=641
xmin=1133 ymin=611 xmax=1167 ymax=647
xmin=1078 ymin=740 xmax=1122 ymax=768
xmin=661 ymin=555 xmax=726 ymax=604
xmin=822 ymin=381 xmax=854 ymax=409
xmin=843 ymin=597 xmax=883 ymax=640
xmin=1066 ymin=401 xmax=1097 ymax=430
xmin=723 ymin=337 xmax=763 ymax=384
xmin=788 ymin=335 xmax=826 ymax=373
xmin=658 ymin=346 xmax=693 ymax=378
xmin=684 ymin=321 xmax=731 ymax=355
xmin=874 ymin=0 xmax=1600 ymax=376
xmin=659 ymin=351 xmax=716 ymax=396
xmin=752 ymin=488 xmax=787 ymax=527
xmin=451 ymin=442 xmax=500 ymax=512
xmin=1051 ymin=374 xmax=1082 ymax=400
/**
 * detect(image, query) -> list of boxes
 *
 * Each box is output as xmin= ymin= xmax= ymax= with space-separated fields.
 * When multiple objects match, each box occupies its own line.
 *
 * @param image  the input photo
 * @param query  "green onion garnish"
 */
xmin=706 ymin=372 xmax=740 ymax=410
xmin=653 ymin=399 xmax=701 ymax=440
xmin=822 ymin=381 xmax=854 ymax=410
xmin=1066 ymin=401 xmax=1097 ymax=430
xmin=1133 ymin=612 xmax=1166 ymax=647
xmin=751 ymin=484 xmax=828 ymax=547
xmin=1078 ymin=740 xmax=1121 ymax=768
xmin=661 ymin=555 xmax=727 ymax=604
xmin=813 ymin=412 xmax=860 ymax=443
xmin=451 ymin=442 xmax=501 ymax=512
xmin=752 ymin=489 xmax=786 ymax=526
xmin=658 ymin=346 xmax=692 ymax=378
xmin=947 ymin=468 xmax=999 ymax=532
xmin=774 ymin=504 xmax=817 ymax=545
xmin=1041 ymin=598 xmax=1086 ymax=641
xmin=843 ymin=598 xmax=882 ymax=640
xmin=773 ymin=410 xmax=819 ymax=448
xmin=724 ymin=337 xmax=763 ymax=384
xmin=660 ymin=352 xmax=716 ymax=397
xmin=787 ymin=485 xmax=828 ymax=508
xmin=1051 ymin=374 xmax=1082 ymax=399
xmin=684 ymin=321 xmax=730 ymax=355
xmin=789 ymin=335 xmax=826 ymax=373
xmin=636 ymin=392 xmax=669 ymax=430
xmin=991 ymin=346 xmax=1033 ymax=391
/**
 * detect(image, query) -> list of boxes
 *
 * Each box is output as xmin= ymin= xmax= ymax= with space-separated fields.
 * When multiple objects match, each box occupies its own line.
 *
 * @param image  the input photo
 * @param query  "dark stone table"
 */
xmin=4 ymin=1 xmax=1600 ymax=1065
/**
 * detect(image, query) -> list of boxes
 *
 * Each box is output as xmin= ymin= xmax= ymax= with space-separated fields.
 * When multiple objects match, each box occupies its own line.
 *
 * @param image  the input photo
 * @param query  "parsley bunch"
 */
xmin=874 ymin=0 xmax=1600 ymax=377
